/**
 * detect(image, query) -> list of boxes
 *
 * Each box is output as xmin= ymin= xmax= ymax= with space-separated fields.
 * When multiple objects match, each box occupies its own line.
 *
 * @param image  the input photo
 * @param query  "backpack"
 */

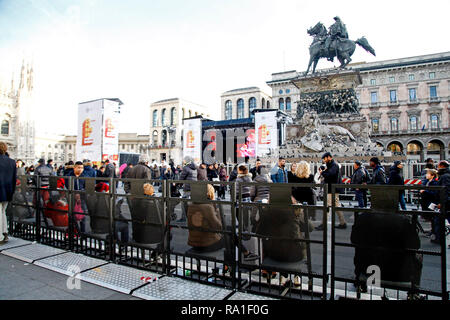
xmin=361 ymin=168 xmax=370 ymax=184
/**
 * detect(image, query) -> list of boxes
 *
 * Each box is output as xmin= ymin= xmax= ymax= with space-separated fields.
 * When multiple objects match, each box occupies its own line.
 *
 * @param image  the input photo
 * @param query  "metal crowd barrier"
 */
xmin=330 ymin=183 xmax=448 ymax=300
xmin=6 ymin=175 xmax=448 ymax=300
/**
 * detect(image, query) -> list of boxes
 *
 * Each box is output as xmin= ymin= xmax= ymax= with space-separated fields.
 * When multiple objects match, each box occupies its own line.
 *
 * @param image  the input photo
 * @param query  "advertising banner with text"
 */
xmin=76 ymin=100 xmax=103 ymax=162
xmin=102 ymin=99 xmax=120 ymax=162
xmin=183 ymin=118 xmax=202 ymax=164
xmin=255 ymin=111 xmax=278 ymax=158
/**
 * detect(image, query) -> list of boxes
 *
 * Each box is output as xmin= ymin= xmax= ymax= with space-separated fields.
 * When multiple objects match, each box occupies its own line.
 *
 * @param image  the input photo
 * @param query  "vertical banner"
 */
xmin=102 ymin=99 xmax=120 ymax=162
xmin=255 ymin=111 xmax=278 ymax=157
xmin=183 ymin=118 xmax=202 ymax=163
xmin=76 ymin=100 xmax=103 ymax=161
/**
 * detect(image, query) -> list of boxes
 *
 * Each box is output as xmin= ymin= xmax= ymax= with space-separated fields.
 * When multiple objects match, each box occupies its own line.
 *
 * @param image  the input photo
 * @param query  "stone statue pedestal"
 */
xmin=279 ymin=69 xmax=396 ymax=162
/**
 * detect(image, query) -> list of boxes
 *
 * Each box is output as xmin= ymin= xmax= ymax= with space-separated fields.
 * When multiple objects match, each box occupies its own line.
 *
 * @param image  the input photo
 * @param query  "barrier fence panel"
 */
xmin=330 ymin=184 xmax=448 ymax=300
xmin=112 ymin=178 xmax=166 ymax=274
xmin=8 ymin=175 xmax=38 ymax=241
xmin=6 ymin=174 xmax=448 ymax=301
xmin=236 ymin=182 xmax=329 ymax=300
xmin=166 ymin=180 xmax=237 ymax=290
xmin=69 ymin=176 xmax=113 ymax=260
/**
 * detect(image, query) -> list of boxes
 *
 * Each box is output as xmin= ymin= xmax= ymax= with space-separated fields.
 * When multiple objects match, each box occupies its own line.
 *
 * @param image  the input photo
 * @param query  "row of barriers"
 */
xmin=6 ymin=175 xmax=449 ymax=300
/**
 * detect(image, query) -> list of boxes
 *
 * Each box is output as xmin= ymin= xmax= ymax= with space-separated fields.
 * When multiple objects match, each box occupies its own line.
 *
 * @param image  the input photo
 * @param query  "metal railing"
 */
xmin=6 ymin=175 xmax=448 ymax=300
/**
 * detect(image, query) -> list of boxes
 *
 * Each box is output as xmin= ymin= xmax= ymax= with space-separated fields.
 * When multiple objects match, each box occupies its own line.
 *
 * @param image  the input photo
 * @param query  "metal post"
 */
xmin=322 ymin=184 xmax=328 ymax=300
xmin=231 ymin=182 xmax=238 ymax=289
xmin=330 ymin=185 xmax=336 ymax=300
xmin=109 ymin=177 xmax=115 ymax=262
xmin=35 ymin=176 xmax=41 ymax=243
xmin=68 ymin=177 xmax=74 ymax=252
xmin=165 ymin=179 xmax=171 ymax=276
xmin=440 ymin=188 xmax=448 ymax=300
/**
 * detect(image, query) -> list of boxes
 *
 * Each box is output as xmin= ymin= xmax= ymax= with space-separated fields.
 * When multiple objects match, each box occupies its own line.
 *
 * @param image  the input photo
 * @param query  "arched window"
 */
xmin=161 ymin=109 xmax=166 ymax=126
xmin=279 ymin=98 xmax=284 ymax=110
xmin=390 ymin=117 xmax=398 ymax=132
xmin=189 ymin=110 xmax=192 ymax=118
xmin=152 ymin=130 xmax=158 ymax=146
xmin=237 ymin=99 xmax=244 ymax=119
xmin=286 ymin=97 xmax=291 ymax=111
xmin=410 ymin=116 xmax=418 ymax=131
xmin=1 ymin=120 xmax=9 ymax=135
xmin=249 ymin=97 xmax=256 ymax=117
xmin=387 ymin=142 xmax=403 ymax=154
xmin=170 ymin=107 xmax=176 ymax=126
xmin=427 ymin=140 xmax=444 ymax=155
xmin=267 ymin=100 xmax=270 ymax=108
xmin=430 ymin=114 xmax=439 ymax=130
xmin=152 ymin=110 xmax=158 ymax=127
xmin=225 ymin=100 xmax=232 ymax=120
xmin=262 ymin=98 xmax=265 ymax=109
xmin=407 ymin=141 xmax=423 ymax=155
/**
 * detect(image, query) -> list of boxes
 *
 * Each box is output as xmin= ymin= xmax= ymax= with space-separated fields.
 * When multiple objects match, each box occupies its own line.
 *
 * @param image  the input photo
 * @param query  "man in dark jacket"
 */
xmin=317 ymin=152 xmax=347 ymax=230
xmin=351 ymin=161 xmax=368 ymax=208
xmin=368 ymin=157 xmax=387 ymax=185
xmin=197 ymin=163 xmax=208 ymax=181
xmin=0 ymin=142 xmax=16 ymax=243
xmin=433 ymin=160 xmax=450 ymax=244
xmin=388 ymin=161 xmax=406 ymax=210
xmin=250 ymin=159 xmax=262 ymax=180
xmin=82 ymin=159 xmax=97 ymax=178
xmin=104 ymin=160 xmax=116 ymax=179
xmin=178 ymin=156 xmax=198 ymax=222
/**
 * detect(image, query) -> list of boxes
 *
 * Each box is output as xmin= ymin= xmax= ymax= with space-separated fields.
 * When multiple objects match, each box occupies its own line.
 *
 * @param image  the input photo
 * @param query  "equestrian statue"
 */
xmin=305 ymin=17 xmax=376 ymax=75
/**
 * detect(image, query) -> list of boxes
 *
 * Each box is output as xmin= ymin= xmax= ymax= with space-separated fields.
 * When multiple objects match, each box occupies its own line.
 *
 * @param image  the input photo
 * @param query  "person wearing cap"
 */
xmin=317 ymin=152 xmax=347 ymax=230
xmin=368 ymin=157 xmax=387 ymax=185
xmin=82 ymin=159 xmax=97 ymax=178
xmin=351 ymin=161 xmax=369 ymax=208
xmin=35 ymin=158 xmax=55 ymax=187
xmin=432 ymin=160 xmax=450 ymax=244
xmin=388 ymin=161 xmax=407 ymax=210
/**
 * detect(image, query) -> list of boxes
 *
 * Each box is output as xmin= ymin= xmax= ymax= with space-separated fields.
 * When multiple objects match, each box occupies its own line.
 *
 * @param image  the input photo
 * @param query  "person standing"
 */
xmin=82 ymin=159 xmax=97 ymax=178
xmin=124 ymin=155 xmax=152 ymax=193
xmin=368 ymin=157 xmax=387 ymax=185
xmin=249 ymin=159 xmax=262 ymax=180
xmin=197 ymin=162 xmax=208 ymax=181
xmin=432 ymin=161 xmax=450 ymax=244
xmin=270 ymin=157 xmax=288 ymax=184
xmin=104 ymin=160 xmax=116 ymax=179
xmin=419 ymin=169 xmax=439 ymax=236
xmin=35 ymin=158 xmax=54 ymax=187
xmin=351 ymin=161 xmax=369 ymax=208
xmin=218 ymin=164 xmax=227 ymax=200
xmin=316 ymin=152 xmax=347 ymax=230
xmin=388 ymin=161 xmax=406 ymax=210
xmin=0 ymin=142 xmax=16 ymax=243
xmin=16 ymin=159 xmax=25 ymax=176
xmin=178 ymin=156 xmax=198 ymax=222
xmin=421 ymin=158 xmax=436 ymax=185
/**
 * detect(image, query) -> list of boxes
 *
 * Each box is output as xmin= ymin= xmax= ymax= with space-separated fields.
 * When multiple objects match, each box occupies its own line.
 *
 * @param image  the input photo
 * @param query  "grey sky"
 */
xmin=0 ymin=0 xmax=449 ymax=135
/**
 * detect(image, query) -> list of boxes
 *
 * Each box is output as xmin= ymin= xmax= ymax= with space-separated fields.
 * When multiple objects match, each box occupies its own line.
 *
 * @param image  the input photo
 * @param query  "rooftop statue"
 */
xmin=305 ymin=17 xmax=376 ymax=75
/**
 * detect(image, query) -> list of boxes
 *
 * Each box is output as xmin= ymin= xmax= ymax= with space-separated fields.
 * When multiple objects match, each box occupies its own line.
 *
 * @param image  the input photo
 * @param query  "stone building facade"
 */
xmin=221 ymin=87 xmax=272 ymax=120
xmin=149 ymin=98 xmax=211 ymax=164
xmin=267 ymin=51 xmax=450 ymax=161
xmin=0 ymin=61 xmax=35 ymax=163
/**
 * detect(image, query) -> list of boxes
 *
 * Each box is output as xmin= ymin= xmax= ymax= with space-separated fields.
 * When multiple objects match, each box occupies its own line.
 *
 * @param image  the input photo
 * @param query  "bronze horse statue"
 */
xmin=305 ymin=22 xmax=376 ymax=75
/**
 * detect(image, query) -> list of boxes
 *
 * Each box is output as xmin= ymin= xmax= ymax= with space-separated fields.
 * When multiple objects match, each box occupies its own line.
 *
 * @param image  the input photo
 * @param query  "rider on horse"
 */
xmin=325 ymin=16 xmax=348 ymax=62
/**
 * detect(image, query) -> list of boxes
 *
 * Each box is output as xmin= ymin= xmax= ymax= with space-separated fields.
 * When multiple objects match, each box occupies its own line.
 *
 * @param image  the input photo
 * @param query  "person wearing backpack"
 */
xmin=351 ymin=161 xmax=369 ymax=208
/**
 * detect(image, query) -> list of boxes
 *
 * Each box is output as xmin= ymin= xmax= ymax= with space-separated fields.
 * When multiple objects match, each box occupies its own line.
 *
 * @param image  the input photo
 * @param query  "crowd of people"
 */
xmin=1 ymin=139 xmax=449 ymax=250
